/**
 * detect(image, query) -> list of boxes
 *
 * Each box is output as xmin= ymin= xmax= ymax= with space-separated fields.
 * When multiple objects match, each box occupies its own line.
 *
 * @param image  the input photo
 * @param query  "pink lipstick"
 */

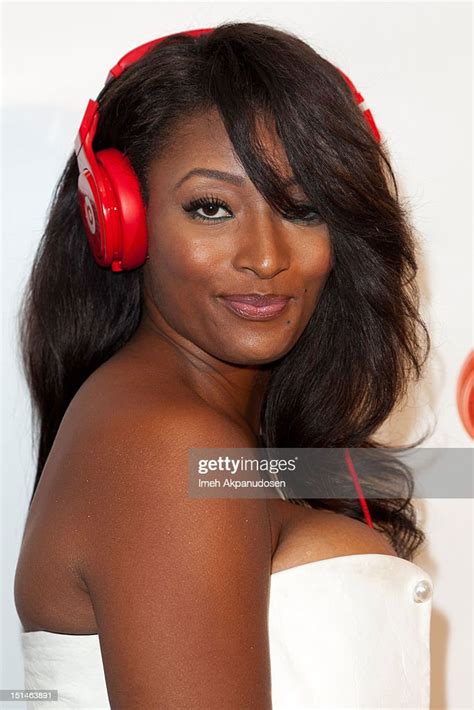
xmin=218 ymin=294 xmax=291 ymax=321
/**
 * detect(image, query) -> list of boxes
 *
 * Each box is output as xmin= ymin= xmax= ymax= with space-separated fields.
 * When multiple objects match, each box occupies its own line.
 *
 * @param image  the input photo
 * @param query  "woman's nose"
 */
xmin=232 ymin=215 xmax=290 ymax=279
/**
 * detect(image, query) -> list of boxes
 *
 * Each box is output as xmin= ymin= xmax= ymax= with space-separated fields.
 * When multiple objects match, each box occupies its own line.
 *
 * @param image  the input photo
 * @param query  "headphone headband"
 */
xmin=105 ymin=28 xmax=215 ymax=83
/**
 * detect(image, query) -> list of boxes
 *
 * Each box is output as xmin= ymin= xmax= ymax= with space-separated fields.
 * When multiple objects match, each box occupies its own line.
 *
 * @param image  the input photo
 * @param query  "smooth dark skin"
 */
xmin=120 ymin=106 xmax=333 ymax=436
xmin=14 ymin=107 xmax=397 ymax=709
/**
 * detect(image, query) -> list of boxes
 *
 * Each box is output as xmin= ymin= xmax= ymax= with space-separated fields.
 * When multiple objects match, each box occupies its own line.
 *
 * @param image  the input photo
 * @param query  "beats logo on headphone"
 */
xmin=74 ymin=27 xmax=381 ymax=272
xmin=84 ymin=195 xmax=96 ymax=235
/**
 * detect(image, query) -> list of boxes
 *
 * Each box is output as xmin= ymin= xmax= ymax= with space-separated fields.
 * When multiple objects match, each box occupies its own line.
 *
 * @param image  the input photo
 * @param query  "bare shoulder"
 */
xmin=63 ymin=372 xmax=271 ymax=556
xmin=63 ymin=377 xmax=273 ymax=707
xmin=65 ymin=375 xmax=261 ymax=493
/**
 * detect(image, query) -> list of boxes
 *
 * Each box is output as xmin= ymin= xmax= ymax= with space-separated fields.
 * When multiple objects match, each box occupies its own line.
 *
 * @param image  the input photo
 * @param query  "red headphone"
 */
xmin=74 ymin=28 xmax=214 ymax=272
xmin=74 ymin=26 xmax=381 ymax=273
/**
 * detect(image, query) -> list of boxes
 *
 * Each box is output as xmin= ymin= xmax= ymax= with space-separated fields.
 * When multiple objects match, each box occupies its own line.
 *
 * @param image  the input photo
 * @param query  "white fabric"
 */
xmin=21 ymin=553 xmax=433 ymax=709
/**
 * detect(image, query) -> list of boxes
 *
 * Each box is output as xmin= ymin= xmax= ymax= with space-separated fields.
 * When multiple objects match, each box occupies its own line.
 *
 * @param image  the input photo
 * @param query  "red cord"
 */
xmin=343 ymin=448 xmax=374 ymax=528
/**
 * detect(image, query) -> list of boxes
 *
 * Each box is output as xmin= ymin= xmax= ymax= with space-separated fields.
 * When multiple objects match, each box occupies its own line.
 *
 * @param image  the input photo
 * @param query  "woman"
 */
xmin=14 ymin=21 xmax=434 ymax=709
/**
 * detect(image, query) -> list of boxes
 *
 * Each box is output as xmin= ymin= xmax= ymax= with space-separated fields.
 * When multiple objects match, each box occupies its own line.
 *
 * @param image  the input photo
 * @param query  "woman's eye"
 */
xmin=182 ymin=196 xmax=233 ymax=222
xmin=286 ymin=208 xmax=324 ymax=225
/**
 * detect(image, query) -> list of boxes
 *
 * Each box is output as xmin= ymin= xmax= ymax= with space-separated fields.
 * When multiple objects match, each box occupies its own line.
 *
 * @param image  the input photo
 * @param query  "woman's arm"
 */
xmin=79 ymin=403 xmax=273 ymax=709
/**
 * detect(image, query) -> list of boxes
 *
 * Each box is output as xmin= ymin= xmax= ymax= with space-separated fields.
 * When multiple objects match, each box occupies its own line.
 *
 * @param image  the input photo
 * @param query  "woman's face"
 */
xmin=144 ymin=108 xmax=332 ymax=366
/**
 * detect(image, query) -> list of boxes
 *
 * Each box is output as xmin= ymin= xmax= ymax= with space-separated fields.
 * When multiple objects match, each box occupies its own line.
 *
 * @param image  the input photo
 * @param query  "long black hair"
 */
xmin=18 ymin=21 xmax=432 ymax=559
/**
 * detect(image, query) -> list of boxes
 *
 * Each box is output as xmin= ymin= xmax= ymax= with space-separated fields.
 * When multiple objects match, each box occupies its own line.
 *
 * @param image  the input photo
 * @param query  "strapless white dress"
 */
xmin=20 ymin=553 xmax=433 ymax=709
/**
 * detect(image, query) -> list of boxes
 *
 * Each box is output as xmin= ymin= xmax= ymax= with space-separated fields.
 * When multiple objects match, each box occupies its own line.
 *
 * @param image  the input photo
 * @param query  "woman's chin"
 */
xmin=215 ymin=341 xmax=296 ymax=367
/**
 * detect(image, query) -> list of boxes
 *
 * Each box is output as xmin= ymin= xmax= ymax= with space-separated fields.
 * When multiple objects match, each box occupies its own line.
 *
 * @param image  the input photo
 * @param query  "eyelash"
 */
xmin=181 ymin=194 xmax=323 ymax=224
xmin=182 ymin=195 xmax=233 ymax=222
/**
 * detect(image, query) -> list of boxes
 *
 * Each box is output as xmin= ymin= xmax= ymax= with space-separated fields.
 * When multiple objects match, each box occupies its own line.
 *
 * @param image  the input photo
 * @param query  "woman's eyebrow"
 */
xmin=174 ymin=168 xmax=246 ymax=190
xmin=173 ymin=168 xmax=298 ymax=191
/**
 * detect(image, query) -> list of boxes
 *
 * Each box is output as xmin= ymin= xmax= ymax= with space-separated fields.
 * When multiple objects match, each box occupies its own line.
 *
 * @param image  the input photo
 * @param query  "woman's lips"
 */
xmin=218 ymin=295 xmax=291 ymax=321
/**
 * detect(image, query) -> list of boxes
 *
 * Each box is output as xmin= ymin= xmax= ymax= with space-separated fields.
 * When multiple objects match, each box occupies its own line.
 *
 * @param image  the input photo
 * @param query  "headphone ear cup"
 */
xmin=95 ymin=148 xmax=148 ymax=271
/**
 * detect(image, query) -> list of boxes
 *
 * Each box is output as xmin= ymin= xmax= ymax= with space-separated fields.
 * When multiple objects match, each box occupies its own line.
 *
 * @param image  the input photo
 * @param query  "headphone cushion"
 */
xmin=95 ymin=148 xmax=148 ymax=269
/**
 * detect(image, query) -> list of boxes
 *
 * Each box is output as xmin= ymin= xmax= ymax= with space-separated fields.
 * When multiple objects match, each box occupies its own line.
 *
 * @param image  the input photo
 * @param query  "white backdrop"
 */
xmin=1 ymin=1 xmax=472 ymax=708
